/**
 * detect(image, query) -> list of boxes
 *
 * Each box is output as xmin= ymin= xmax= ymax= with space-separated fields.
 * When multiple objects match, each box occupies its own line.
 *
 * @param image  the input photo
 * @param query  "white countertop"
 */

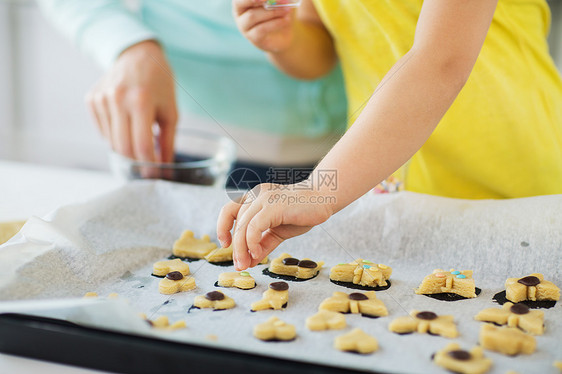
xmin=0 ymin=160 xmax=121 ymax=374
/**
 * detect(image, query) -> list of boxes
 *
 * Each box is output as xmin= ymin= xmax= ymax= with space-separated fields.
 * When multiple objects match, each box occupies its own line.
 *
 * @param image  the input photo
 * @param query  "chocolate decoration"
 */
xmin=348 ymin=292 xmax=368 ymax=301
xmin=166 ymin=271 xmax=184 ymax=280
xmin=493 ymin=290 xmax=557 ymax=309
xmin=423 ymin=287 xmax=482 ymax=302
xmin=167 ymin=254 xmax=200 ymax=263
xmin=282 ymin=257 xmax=300 ymax=266
xmin=297 ymin=260 xmax=317 ymax=269
xmin=269 ymin=281 xmax=289 ymax=291
xmin=205 ymin=291 xmax=225 ymax=301
xmin=330 ymin=279 xmax=392 ymax=292
xmin=262 ymin=268 xmax=319 ymax=282
xmin=447 ymin=350 xmax=471 ymax=361
xmin=416 ymin=311 xmax=438 ymax=320
xmin=510 ymin=303 xmax=530 ymax=315
xmin=518 ymin=276 xmax=540 ymax=287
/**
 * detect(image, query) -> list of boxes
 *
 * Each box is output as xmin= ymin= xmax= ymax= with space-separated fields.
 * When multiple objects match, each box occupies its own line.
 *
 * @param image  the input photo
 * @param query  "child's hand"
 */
xmin=217 ymin=182 xmax=335 ymax=270
xmin=233 ymin=0 xmax=296 ymax=53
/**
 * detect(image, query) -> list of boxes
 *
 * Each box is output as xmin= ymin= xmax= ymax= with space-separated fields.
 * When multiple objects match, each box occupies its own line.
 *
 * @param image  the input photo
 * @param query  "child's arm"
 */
xmin=233 ymin=0 xmax=337 ymax=79
xmin=220 ymin=0 xmax=498 ymax=270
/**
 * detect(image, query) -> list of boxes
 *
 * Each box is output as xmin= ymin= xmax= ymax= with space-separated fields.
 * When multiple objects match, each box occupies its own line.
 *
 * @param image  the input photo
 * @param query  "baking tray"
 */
xmin=1 ymin=182 xmax=561 ymax=374
xmin=0 ymin=313 xmax=377 ymax=374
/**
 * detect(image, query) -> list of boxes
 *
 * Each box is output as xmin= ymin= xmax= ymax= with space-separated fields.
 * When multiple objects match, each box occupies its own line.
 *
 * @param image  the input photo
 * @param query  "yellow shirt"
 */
xmin=313 ymin=0 xmax=562 ymax=198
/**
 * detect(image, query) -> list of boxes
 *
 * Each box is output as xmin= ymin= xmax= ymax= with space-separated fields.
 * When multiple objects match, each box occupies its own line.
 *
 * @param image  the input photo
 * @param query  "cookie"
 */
xmin=319 ymin=291 xmax=388 ymax=318
xmin=433 ymin=343 xmax=492 ymax=374
xmin=216 ymin=271 xmax=256 ymax=290
xmin=83 ymin=292 xmax=118 ymax=299
xmin=505 ymin=273 xmax=560 ymax=303
xmin=172 ymin=230 xmax=217 ymax=259
xmin=330 ymin=259 xmax=392 ymax=290
xmin=152 ymin=258 xmax=190 ymax=277
xmin=264 ymin=252 xmax=324 ymax=281
xmin=205 ymin=245 xmax=234 ymax=265
xmin=416 ymin=269 xmax=478 ymax=299
xmin=158 ymin=271 xmax=196 ymax=295
xmin=479 ymin=324 xmax=536 ymax=355
xmin=389 ymin=310 xmax=458 ymax=338
xmin=204 ymin=245 xmax=268 ymax=265
xmin=254 ymin=316 xmax=296 ymax=341
xmin=146 ymin=315 xmax=187 ymax=331
xmin=334 ymin=328 xmax=378 ymax=354
xmin=475 ymin=302 xmax=544 ymax=335
xmin=306 ymin=310 xmax=347 ymax=331
xmin=0 ymin=220 xmax=25 ymax=245
xmin=193 ymin=291 xmax=235 ymax=310
xmin=251 ymin=282 xmax=289 ymax=311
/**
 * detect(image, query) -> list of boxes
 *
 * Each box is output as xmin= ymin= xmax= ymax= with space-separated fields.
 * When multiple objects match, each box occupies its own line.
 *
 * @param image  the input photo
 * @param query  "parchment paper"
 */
xmin=0 ymin=181 xmax=561 ymax=374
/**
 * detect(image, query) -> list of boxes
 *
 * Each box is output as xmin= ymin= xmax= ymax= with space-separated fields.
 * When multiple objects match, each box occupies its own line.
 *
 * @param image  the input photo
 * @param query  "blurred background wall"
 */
xmin=0 ymin=0 xmax=561 ymax=171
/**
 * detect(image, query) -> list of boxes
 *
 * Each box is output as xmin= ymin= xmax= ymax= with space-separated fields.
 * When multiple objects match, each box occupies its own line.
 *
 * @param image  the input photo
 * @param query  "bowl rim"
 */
xmin=109 ymin=127 xmax=237 ymax=169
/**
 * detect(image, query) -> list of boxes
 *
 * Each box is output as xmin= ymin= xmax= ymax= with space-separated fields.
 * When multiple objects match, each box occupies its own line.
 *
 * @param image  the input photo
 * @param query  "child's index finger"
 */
xmin=216 ymin=201 xmax=242 ymax=247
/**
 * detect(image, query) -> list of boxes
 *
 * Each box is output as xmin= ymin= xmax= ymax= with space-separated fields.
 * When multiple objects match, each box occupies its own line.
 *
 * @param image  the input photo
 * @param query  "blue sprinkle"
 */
xmin=363 ymin=265 xmax=371 ymax=269
xmin=456 ymin=274 xmax=466 ymax=279
xmin=451 ymin=271 xmax=460 ymax=275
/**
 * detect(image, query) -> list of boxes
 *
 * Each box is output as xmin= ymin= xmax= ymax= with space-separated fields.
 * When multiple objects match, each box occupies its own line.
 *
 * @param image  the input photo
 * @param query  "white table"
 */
xmin=0 ymin=160 xmax=121 ymax=374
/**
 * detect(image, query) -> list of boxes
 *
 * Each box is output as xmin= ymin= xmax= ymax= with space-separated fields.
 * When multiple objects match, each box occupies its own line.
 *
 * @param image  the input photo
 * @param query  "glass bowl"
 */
xmin=109 ymin=128 xmax=236 ymax=187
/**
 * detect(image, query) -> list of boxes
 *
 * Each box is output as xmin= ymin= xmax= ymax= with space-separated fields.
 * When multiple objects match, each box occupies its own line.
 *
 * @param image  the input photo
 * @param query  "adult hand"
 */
xmin=233 ymin=0 xmax=296 ymax=53
xmin=86 ymin=40 xmax=178 ymax=162
xmin=217 ymin=182 xmax=335 ymax=270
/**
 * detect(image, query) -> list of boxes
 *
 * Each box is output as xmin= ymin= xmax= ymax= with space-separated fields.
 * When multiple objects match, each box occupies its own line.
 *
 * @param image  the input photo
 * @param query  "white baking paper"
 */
xmin=0 ymin=181 xmax=561 ymax=374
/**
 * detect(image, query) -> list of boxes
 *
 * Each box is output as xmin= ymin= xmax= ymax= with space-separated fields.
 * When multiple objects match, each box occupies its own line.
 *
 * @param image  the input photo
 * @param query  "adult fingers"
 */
xmin=91 ymin=93 xmax=112 ymax=142
xmin=245 ymin=15 xmax=292 ymax=45
xmin=233 ymin=0 xmax=265 ymax=16
xmin=108 ymin=88 xmax=134 ymax=158
xmin=131 ymin=110 xmax=156 ymax=163
xmin=156 ymin=104 xmax=178 ymax=163
xmin=237 ymin=6 xmax=290 ymax=32
xmin=85 ymin=92 xmax=104 ymax=139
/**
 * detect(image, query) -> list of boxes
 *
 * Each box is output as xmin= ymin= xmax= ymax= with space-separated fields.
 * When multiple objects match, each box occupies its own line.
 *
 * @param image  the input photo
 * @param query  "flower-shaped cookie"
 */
xmin=172 ymin=230 xmax=217 ymax=259
xmin=505 ymin=273 xmax=560 ymax=303
xmin=193 ymin=291 xmax=235 ymax=310
xmin=319 ymin=291 xmax=388 ymax=318
xmin=152 ymin=258 xmax=190 ymax=277
xmin=475 ymin=302 xmax=544 ymax=335
xmin=334 ymin=328 xmax=378 ymax=354
xmin=306 ymin=310 xmax=346 ymax=331
xmin=251 ymin=282 xmax=289 ymax=311
xmin=433 ymin=343 xmax=492 ymax=374
xmin=330 ymin=259 xmax=392 ymax=288
xmin=254 ymin=317 xmax=296 ymax=341
xmin=479 ymin=324 xmax=536 ymax=355
xmin=416 ymin=269 xmax=477 ymax=298
xmin=268 ymin=253 xmax=324 ymax=280
xmin=217 ymin=271 xmax=256 ymax=290
xmin=158 ymin=271 xmax=196 ymax=295
xmin=389 ymin=310 xmax=458 ymax=338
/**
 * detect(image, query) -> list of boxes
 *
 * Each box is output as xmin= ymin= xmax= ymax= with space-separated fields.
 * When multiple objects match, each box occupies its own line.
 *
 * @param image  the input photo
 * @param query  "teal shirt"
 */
xmin=38 ymin=0 xmax=347 ymax=138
